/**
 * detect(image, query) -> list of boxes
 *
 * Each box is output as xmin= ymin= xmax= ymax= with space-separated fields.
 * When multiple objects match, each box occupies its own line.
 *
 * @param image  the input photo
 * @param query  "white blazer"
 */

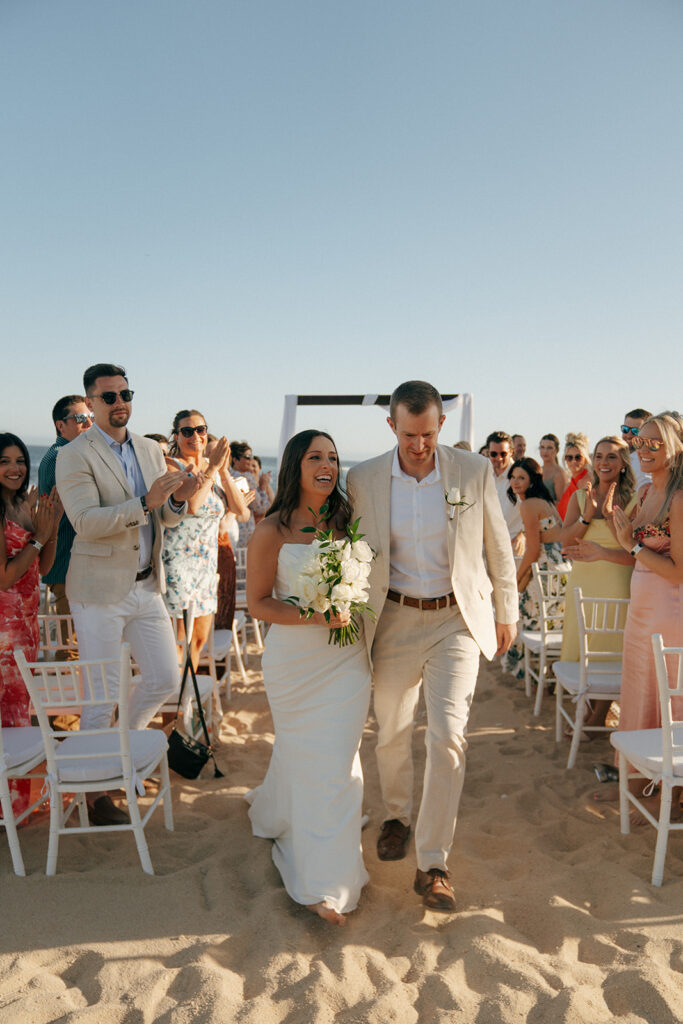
xmin=346 ymin=445 xmax=518 ymax=662
xmin=56 ymin=428 xmax=183 ymax=605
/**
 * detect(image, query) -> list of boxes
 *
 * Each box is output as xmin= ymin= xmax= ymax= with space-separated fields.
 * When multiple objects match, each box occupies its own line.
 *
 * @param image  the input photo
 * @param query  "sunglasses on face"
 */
xmin=565 ymin=454 xmax=583 ymax=462
xmin=64 ymin=413 xmax=94 ymax=424
xmin=621 ymin=425 xmax=639 ymax=436
xmin=488 ymin=451 xmax=508 ymax=459
xmin=178 ymin=425 xmax=207 ymax=438
xmin=632 ymin=435 xmax=665 ymax=452
xmin=92 ymin=389 xmax=135 ymax=404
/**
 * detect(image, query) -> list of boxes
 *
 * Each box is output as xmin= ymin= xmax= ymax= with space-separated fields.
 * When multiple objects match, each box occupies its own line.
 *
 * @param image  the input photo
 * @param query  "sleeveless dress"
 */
xmin=245 ymin=543 xmax=371 ymax=914
xmin=619 ymin=498 xmax=683 ymax=732
xmin=560 ymin=491 xmax=637 ymax=660
xmin=557 ymin=469 xmax=589 ymax=521
xmin=0 ymin=519 xmax=40 ymax=816
xmin=502 ymin=508 xmax=568 ymax=678
xmin=162 ymin=461 xmax=225 ymax=617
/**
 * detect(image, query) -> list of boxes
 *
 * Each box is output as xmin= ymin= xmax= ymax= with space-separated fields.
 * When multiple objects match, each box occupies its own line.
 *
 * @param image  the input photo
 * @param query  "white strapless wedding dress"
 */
xmin=245 ymin=543 xmax=371 ymax=913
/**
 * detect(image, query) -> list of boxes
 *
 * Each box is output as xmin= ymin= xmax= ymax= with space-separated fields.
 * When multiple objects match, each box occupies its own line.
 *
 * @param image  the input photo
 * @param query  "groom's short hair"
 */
xmin=390 ymin=381 xmax=442 ymax=421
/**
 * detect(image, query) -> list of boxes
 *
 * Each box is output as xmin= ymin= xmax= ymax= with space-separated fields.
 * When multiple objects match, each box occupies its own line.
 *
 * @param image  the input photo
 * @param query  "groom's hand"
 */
xmin=495 ymin=622 xmax=517 ymax=656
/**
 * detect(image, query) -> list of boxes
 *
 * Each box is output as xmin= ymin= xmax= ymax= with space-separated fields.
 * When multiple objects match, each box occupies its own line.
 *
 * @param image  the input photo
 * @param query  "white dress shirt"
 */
xmin=494 ymin=467 xmax=523 ymax=540
xmin=389 ymin=448 xmax=452 ymax=599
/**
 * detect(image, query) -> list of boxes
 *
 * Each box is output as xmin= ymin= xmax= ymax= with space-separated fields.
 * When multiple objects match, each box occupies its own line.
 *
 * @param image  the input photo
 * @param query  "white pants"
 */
xmin=372 ymin=599 xmax=481 ymax=873
xmin=70 ymin=577 xmax=179 ymax=731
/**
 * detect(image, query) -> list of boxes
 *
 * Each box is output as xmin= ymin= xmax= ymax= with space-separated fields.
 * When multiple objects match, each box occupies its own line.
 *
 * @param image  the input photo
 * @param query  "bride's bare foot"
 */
xmin=308 ymin=902 xmax=346 ymax=925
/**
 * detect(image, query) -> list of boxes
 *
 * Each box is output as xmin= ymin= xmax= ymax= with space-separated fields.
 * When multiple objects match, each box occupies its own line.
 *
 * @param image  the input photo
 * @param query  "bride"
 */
xmin=245 ymin=429 xmax=371 ymax=925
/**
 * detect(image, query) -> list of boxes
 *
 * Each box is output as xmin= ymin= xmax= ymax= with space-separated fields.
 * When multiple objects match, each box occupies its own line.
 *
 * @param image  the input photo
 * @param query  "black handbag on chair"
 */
xmin=167 ymin=612 xmax=224 ymax=779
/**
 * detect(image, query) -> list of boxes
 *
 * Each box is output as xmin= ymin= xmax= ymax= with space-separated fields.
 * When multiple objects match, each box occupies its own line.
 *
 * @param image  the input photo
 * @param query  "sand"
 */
xmin=2 ymin=651 xmax=683 ymax=1024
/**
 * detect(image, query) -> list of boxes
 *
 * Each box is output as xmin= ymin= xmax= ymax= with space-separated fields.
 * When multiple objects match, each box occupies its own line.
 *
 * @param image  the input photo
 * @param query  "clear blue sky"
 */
xmin=2 ymin=0 xmax=681 ymax=459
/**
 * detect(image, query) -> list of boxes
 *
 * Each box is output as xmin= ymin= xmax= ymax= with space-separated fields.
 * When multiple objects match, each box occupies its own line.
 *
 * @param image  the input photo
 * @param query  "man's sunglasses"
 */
xmin=92 ymin=389 xmax=135 ymax=404
xmin=178 ymin=425 xmax=208 ymax=438
xmin=64 ymin=413 xmax=94 ymax=424
xmin=621 ymin=425 xmax=639 ymax=436
xmin=632 ymin=436 xmax=665 ymax=452
xmin=565 ymin=454 xmax=583 ymax=462
xmin=488 ymin=450 xmax=508 ymax=458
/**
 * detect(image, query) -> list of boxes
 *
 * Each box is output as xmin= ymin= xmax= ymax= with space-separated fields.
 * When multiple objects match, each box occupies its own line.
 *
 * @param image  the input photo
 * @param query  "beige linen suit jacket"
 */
xmin=346 ymin=445 xmax=518 ymax=663
xmin=55 ymin=428 xmax=184 ymax=605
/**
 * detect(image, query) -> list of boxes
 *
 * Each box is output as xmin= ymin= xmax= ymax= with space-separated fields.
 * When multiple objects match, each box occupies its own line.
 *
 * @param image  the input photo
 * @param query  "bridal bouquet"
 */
xmin=285 ymin=506 xmax=375 ymax=647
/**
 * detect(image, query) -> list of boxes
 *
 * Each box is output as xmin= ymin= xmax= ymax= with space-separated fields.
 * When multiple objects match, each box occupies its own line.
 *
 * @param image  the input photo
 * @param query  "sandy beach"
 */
xmin=2 ymin=649 xmax=682 ymax=1024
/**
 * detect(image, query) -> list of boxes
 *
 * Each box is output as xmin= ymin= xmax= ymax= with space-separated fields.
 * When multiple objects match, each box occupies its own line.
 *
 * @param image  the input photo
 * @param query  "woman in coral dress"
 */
xmin=0 ymin=433 xmax=59 ymax=816
xmin=613 ymin=412 xmax=683 ymax=814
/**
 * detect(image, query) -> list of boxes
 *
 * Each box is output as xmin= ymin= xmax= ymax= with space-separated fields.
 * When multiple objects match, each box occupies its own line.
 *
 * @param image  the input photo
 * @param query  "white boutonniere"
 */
xmin=445 ymin=488 xmax=472 ymax=520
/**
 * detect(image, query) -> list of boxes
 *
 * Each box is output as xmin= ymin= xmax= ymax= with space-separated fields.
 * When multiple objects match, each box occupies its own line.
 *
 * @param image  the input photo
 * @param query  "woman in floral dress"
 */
xmin=0 ymin=433 xmax=59 ymax=815
xmin=162 ymin=411 xmax=248 ymax=669
xmin=501 ymin=457 xmax=567 ymax=679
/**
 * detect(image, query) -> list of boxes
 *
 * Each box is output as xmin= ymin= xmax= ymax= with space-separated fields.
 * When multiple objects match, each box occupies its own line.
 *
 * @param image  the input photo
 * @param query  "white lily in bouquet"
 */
xmin=285 ymin=504 xmax=376 ymax=647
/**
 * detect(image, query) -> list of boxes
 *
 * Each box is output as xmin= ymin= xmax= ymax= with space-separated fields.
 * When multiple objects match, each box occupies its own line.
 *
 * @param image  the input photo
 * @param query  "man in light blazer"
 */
xmin=56 ymin=363 xmax=200 ymax=825
xmin=346 ymin=381 xmax=518 ymax=911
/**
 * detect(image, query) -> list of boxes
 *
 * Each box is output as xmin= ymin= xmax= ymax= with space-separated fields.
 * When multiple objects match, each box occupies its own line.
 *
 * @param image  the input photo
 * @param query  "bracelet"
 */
xmin=578 ymin=514 xmax=590 ymax=526
xmin=29 ymin=539 xmax=44 ymax=553
xmin=630 ymin=542 xmax=644 ymax=558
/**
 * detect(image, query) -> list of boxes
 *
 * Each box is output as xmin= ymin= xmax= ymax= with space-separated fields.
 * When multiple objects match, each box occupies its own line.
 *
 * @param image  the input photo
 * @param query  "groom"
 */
xmin=347 ymin=381 xmax=517 ymax=911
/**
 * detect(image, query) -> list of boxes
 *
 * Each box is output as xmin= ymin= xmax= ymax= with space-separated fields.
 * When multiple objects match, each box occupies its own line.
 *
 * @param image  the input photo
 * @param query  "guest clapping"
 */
xmin=612 ymin=413 xmax=683 ymax=819
xmin=1 ymin=433 xmax=59 ymax=815
xmin=163 ymin=410 xmax=249 ymax=668
xmin=557 ymin=432 xmax=591 ymax=520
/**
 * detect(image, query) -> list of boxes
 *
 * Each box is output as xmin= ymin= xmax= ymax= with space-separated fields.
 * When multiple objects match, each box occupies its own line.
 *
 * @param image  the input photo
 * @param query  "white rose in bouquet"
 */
xmin=296 ymin=575 xmax=319 ymax=606
xmin=341 ymin=558 xmax=361 ymax=583
xmin=351 ymin=539 xmax=373 ymax=563
xmin=331 ymin=582 xmax=354 ymax=604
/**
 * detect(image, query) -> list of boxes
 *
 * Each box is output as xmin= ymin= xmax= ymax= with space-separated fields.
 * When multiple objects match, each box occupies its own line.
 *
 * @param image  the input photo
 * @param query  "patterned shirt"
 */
xmin=38 ymin=436 xmax=73 ymax=585
xmin=229 ymin=468 xmax=270 ymax=547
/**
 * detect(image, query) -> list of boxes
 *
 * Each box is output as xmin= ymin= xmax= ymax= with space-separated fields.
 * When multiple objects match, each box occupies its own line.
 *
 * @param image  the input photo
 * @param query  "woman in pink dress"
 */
xmin=0 ymin=433 xmax=59 ymax=816
xmin=613 ymin=412 xmax=683 ymax=817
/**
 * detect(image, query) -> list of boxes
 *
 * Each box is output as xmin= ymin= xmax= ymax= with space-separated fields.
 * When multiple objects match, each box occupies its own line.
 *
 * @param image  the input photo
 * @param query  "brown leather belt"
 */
xmin=387 ymin=589 xmax=456 ymax=611
xmin=135 ymin=565 xmax=153 ymax=582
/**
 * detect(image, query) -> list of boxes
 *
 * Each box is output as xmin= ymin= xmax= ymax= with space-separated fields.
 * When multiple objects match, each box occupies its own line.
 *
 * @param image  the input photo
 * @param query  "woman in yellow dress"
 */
xmin=559 ymin=435 xmax=637 ymax=729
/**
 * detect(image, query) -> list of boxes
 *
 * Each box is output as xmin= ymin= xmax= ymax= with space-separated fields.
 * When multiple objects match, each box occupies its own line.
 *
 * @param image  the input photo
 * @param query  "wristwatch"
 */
xmin=29 ymin=539 xmax=43 ymax=552
xmin=578 ymin=514 xmax=590 ymax=526
xmin=630 ymin=542 xmax=644 ymax=557
xmin=140 ymin=494 xmax=149 ymax=515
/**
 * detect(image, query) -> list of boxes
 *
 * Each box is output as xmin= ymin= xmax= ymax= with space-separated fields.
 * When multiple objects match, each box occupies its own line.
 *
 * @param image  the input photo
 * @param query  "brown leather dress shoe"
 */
xmin=377 ymin=819 xmax=411 ymax=861
xmin=88 ymin=795 xmax=131 ymax=826
xmin=413 ymin=868 xmax=456 ymax=911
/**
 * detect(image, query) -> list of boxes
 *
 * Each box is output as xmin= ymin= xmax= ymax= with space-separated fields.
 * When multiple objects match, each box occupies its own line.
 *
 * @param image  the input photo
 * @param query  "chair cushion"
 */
xmin=56 ymin=729 xmax=168 ymax=783
xmin=521 ymin=630 xmax=563 ymax=652
xmin=611 ymin=727 xmax=683 ymax=778
xmin=1 ymin=727 xmax=45 ymax=771
xmin=553 ymin=661 xmax=622 ymax=695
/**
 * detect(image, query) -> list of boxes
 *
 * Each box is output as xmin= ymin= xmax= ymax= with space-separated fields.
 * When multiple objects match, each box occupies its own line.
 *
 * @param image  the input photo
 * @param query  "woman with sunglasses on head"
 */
xmin=538 ymin=434 xmax=569 ymax=504
xmin=0 ymin=433 xmax=60 ymax=816
xmin=556 ymin=432 xmax=591 ymax=521
xmin=559 ymin=436 xmax=637 ymax=736
xmin=162 ymin=410 xmax=249 ymax=669
xmin=611 ymin=412 xmax=683 ymax=819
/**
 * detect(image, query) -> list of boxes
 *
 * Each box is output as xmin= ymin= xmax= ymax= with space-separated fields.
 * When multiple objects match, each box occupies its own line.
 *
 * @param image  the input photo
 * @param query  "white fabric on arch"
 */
xmin=277 ymin=392 xmax=474 ymax=468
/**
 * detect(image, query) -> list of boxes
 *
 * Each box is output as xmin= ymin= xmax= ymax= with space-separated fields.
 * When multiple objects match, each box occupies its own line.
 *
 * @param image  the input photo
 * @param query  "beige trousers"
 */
xmin=372 ymin=599 xmax=480 ymax=872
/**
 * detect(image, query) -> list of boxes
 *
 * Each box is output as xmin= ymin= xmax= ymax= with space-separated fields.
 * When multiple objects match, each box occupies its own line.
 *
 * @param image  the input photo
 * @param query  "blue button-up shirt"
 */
xmin=93 ymin=423 xmax=153 ymax=570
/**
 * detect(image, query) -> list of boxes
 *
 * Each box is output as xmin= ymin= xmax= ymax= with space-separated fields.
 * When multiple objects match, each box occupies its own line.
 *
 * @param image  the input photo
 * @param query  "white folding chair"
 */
xmin=610 ymin=635 xmax=683 ymax=886
xmin=521 ymin=564 xmax=566 ymax=716
xmin=553 ymin=588 xmax=629 ymax=769
xmin=199 ymin=616 xmax=248 ymax=704
xmin=14 ymin=644 xmax=173 ymax=876
xmin=234 ymin=546 xmax=264 ymax=655
xmin=0 ymin=707 xmax=46 ymax=876
xmin=38 ymin=613 xmax=78 ymax=660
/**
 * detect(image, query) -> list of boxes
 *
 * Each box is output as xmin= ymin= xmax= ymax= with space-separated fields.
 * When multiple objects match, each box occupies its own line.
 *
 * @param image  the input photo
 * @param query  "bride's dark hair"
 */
xmin=266 ymin=429 xmax=353 ymax=531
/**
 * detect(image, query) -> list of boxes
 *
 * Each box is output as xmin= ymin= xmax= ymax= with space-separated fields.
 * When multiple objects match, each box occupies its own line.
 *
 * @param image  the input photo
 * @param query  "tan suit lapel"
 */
xmin=371 ymin=451 xmax=393 ymax=568
xmin=88 ymin=428 xmax=132 ymax=496
xmin=440 ymin=449 xmax=461 ymax=575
